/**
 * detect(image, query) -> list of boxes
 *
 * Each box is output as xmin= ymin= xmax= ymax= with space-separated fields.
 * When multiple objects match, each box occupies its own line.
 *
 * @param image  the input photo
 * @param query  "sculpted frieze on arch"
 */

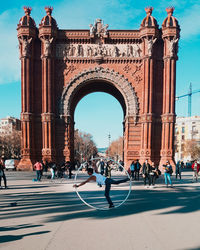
xmin=56 ymin=43 xmax=143 ymax=59
xmin=60 ymin=67 xmax=139 ymax=121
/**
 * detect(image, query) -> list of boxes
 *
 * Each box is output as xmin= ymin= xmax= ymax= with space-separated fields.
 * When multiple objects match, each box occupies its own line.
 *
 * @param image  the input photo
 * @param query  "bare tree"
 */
xmin=183 ymin=139 xmax=200 ymax=160
xmin=106 ymin=136 xmax=123 ymax=161
xmin=0 ymin=130 xmax=21 ymax=159
xmin=74 ymin=129 xmax=98 ymax=162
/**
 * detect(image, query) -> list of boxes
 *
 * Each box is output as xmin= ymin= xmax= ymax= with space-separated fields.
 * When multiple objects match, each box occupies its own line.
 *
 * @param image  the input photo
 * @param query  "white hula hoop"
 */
xmin=74 ymin=157 xmax=132 ymax=210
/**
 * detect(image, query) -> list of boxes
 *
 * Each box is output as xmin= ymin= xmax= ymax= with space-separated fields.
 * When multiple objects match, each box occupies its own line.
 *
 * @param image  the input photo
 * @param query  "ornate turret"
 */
xmin=140 ymin=7 xmax=159 ymax=57
xmin=17 ymin=6 xmax=36 ymax=28
xmin=141 ymin=7 xmax=158 ymax=28
xmin=17 ymin=6 xmax=36 ymax=40
xmin=39 ymin=6 xmax=57 ymax=28
xmin=39 ymin=6 xmax=58 ymax=51
xmin=162 ymin=7 xmax=179 ymax=28
xmin=162 ymin=7 xmax=180 ymax=40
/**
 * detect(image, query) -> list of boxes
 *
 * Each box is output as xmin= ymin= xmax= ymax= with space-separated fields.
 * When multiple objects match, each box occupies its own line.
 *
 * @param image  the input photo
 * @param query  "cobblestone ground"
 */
xmin=0 ymin=170 xmax=200 ymax=250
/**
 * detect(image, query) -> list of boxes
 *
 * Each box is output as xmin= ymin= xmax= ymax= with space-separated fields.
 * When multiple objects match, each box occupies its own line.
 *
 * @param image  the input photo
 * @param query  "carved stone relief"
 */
xmin=56 ymin=43 xmax=142 ymax=59
xmin=60 ymin=67 xmax=139 ymax=123
xmin=40 ymin=37 xmax=54 ymax=57
xmin=167 ymin=37 xmax=178 ymax=57
xmin=89 ymin=19 xmax=108 ymax=37
xmin=145 ymin=37 xmax=157 ymax=56
xmin=18 ymin=37 xmax=32 ymax=57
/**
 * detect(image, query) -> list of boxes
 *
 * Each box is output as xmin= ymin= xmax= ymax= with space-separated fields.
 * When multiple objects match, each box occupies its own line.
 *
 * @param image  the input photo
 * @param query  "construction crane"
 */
xmin=176 ymin=83 xmax=200 ymax=117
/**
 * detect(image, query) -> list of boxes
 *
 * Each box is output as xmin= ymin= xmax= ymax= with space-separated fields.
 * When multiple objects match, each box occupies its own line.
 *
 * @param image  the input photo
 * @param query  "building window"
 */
xmin=182 ymin=127 xmax=185 ymax=133
xmin=181 ymin=144 xmax=185 ymax=151
xmin=192 ymin=126 xmax=196 ymax=132
xmin=182 ymin=135 xmax=185 ymax=140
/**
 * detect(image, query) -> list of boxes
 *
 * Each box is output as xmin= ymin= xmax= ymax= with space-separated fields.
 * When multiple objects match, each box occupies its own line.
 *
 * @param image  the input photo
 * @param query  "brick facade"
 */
xmin=17 ymin=6 xmax=180 ymax=170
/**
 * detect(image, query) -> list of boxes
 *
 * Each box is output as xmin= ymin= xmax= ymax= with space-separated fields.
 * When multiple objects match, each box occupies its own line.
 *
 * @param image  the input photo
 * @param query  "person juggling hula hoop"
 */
xmin=73 ymin=161 xmax=129 ymax=208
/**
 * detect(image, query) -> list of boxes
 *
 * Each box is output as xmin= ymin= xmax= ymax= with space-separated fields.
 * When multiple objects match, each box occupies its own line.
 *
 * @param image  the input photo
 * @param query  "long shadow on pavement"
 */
xmin=0 ymin=184 xmax=200 ymax=223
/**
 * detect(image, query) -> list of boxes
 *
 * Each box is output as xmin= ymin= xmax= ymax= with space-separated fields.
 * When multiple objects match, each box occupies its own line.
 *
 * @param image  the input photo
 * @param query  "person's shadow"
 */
xmin=0 ymin=230 xmax=50 ymax=244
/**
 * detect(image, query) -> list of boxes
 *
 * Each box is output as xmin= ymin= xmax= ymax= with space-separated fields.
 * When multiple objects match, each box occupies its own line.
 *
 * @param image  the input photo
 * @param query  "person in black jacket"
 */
xmin=141 ymin=159 xmax=151 ymax=187
xmin=0 ymin=158 xmax=7 ymax=189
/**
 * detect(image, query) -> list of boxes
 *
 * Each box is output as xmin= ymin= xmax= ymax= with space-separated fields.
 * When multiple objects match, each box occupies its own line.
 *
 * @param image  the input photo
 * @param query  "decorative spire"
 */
xmin=162 ymin=6 xmax=179 ymax=28
xmin=23 ymin=6 xmax=32 ymax=16
xmin=166 ymin=6 xmax=175 ymax=16
xmin=141 ymin=6 xmax=157 ymax=28
xmin=17 ymin=6 xmax=36 ymax=28
xmin=145 ymin=6 xmax=153 ymax=16
xmin=45 ymin=6 xmax=53 ymax=16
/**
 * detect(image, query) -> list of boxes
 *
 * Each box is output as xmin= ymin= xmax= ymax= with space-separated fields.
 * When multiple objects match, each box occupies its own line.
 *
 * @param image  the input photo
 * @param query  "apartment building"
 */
xmin=175 ymin=116 xmax=200 ymax=162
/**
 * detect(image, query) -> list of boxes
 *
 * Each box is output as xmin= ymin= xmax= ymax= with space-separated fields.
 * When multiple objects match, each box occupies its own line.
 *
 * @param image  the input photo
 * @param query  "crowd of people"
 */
xmin=128 ymin=159 xmax=200 ymax=188
xmin=33 ymin=160 xmax=73 ymax=182
xmin=0 ymin=156 xmax=200 ymax=189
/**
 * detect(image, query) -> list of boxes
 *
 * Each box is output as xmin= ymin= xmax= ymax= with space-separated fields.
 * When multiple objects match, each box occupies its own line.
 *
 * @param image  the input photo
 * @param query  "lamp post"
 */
xmin=108 ymin=133 xmax=111 ymax=157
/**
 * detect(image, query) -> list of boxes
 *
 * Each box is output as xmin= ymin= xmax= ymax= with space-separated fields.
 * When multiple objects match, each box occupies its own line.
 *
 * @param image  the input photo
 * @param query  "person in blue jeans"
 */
xmin=73 ymin=164 xmax=129 ymax=208
xmin=163 ymin=161 xmax=173 ymax=188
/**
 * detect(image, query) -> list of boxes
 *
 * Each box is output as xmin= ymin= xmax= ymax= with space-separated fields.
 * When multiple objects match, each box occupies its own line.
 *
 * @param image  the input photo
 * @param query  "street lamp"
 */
xmin=108 ymin=133 xmax=111 ymax=156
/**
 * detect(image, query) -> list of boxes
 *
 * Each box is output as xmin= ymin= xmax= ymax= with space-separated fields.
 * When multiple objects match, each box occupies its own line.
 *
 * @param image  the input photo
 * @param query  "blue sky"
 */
xmin=0 ymin=0 xmax=200 ymax=147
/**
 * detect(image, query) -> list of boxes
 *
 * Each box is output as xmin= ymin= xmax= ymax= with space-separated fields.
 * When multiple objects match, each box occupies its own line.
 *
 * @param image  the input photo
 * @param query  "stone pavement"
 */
xmin=0 ymin=171 xmax=200 ymax=250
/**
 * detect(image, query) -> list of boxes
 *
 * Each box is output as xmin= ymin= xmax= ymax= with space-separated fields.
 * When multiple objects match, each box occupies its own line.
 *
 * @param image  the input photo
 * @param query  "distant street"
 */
xmin=0 ymin=170 xmax=200 ymax=250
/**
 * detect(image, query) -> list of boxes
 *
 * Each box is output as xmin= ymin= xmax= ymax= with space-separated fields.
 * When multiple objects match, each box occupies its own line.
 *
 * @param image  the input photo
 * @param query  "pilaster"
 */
xmin=17 ymin=7 xmax=36 ymax=170
xmin=160 ymin=7 xmax=180 ymax=167
xmin=39 ymin=7 xmax=58 ymax=162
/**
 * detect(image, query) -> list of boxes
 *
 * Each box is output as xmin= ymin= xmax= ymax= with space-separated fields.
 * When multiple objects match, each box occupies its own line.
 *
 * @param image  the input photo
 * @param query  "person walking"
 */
xmin=34 ymin=160 xmax=43 ymax=181
xmin=98 ymin=159 xmax=105 ymax=175
xmin=73 ymin=167 xmax=129 ymax=208
xmin=0 ymin=159 xmax=7 ymax=189
xmin=141 ymin=159 xmax=151 ymax=187
xmin=130 ymin=160 xmax=135 ymax=180
xmin=65 ymin=161 xmax=73 ymax=179
xmin=50 ymin=162 xmax=56 ymax=179
xmin=149 ymin=162 xmax=157 ymax=188
xmin=176 ymin=161 xmax=182 ymax=179
xmin=105 ymin=161 xmax=112 ymax=178
xmin=163 ymin=161 xmax=173 ymax=188
xmin=191 ymin=160 xmax=200 ymax=183
xmin=135 ymin=159 xmax=141 ymax=180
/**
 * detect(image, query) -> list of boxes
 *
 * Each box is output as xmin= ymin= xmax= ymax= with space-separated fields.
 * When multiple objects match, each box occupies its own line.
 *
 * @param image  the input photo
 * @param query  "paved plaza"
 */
xmin=0 ymin=170 xmax=200 ymax=250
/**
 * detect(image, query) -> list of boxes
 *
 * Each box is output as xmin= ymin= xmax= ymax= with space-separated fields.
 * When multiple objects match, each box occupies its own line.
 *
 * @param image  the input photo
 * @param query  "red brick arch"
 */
xmin=60 ymin=67 xmax=139 ymax=119
xmin=17 ymin=8 xmax=180 ymax=170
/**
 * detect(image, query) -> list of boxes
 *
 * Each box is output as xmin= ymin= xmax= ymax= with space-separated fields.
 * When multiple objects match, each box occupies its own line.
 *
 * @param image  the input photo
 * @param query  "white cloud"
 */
xmin=179 ymin=4 xmax=200 ymax=38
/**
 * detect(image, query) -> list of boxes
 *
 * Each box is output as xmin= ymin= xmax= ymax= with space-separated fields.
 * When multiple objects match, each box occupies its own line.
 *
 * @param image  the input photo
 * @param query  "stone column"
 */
xmin=63 ymin=115 xmax=74 ymax=163
xmin=39 ymin=7 xmax=57 ymax=163
xmin=160 ymin=7 xmax=180 ymax=167
xmin=160 ymin=44 xmax=178 ymax=167
xmin=40 ymin=38 xmax=56 ymax=162
xmin=139 ymin=7 xmax=159 ymax=163
xmin=17 ymin=36 xmax=36 ymax=170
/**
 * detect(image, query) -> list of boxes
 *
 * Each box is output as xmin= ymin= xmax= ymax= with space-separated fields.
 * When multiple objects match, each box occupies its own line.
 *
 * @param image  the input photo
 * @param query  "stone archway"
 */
xmin=17 ymin=7 xmax=180 ymax=170
xmin=60 ymin=67 xmax=139 ymax=119
xmin=59 ymin=67 xmax=139 ymax=163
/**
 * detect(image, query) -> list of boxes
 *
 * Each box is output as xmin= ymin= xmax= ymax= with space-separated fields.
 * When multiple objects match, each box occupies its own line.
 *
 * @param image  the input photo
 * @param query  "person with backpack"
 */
xmin=163 ymin=161 xmax=173 ymax=188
